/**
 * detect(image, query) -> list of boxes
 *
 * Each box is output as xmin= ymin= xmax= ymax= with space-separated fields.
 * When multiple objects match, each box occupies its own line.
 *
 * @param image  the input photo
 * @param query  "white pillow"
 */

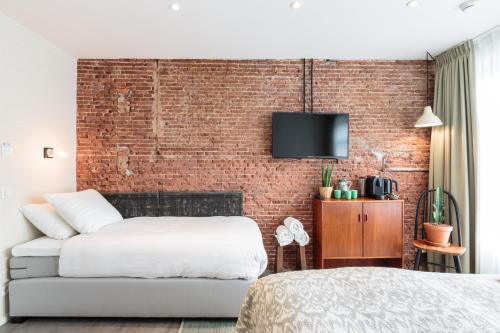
xmin=44 ymin=189 xmax=123 ymax=234
xmin=21 ymin=203 xmax=77 ymax=240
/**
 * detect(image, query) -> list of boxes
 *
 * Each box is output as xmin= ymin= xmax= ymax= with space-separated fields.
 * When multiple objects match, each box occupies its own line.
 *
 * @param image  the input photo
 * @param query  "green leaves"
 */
xmin=321 ymin=161 xmax=334 ymax=187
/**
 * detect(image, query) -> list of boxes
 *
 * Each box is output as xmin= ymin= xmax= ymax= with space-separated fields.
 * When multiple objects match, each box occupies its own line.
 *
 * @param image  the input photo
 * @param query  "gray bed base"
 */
xmin=9 ymin=277 xmax=252 ymax=319
xmin=8 ymin=192 xmax=253 ymax=322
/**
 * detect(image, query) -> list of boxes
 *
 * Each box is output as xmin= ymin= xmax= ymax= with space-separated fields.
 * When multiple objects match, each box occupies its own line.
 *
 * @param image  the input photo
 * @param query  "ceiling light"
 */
xmin=406 ymin=0 xmax=419 ymax=7
xmin=460 ymin=0 xmax=480 ymax=12
xmin=290 ymin=1 xmax=302 ymax=9
xmin=170 ymin=3 xmax=180 ymax=11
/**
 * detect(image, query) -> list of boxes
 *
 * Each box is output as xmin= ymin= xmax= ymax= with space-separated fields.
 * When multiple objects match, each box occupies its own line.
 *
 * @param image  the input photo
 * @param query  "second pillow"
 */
xmin=44 ymin=189 xmax=123 ymax=233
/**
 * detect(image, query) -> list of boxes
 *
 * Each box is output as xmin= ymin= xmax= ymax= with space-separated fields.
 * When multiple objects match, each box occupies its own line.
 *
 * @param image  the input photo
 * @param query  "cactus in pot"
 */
xmin=319 ymin=162 xmax=334 ymax=199
xmin=424 ymin=186 xmax=453 ymax=247
xmin=432 ymin=186 xmax=445 ymax=224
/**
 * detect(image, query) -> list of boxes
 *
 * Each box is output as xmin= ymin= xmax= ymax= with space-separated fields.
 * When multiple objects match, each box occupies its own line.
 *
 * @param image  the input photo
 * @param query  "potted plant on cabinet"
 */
xmin=424 ymin=187 xmax=453 ymax=247
xmin=319 ymin=162 xmax=334 ymax=200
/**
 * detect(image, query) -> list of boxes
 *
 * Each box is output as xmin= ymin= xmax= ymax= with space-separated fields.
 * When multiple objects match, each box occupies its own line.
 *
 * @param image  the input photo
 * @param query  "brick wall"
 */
xmin=77 ymin=59 xmax=432 ymax=271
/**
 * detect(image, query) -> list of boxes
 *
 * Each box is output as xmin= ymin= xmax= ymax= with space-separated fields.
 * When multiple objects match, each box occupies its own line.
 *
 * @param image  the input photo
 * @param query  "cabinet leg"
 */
xmin=414 ymin=249 xmax=422 ymax=271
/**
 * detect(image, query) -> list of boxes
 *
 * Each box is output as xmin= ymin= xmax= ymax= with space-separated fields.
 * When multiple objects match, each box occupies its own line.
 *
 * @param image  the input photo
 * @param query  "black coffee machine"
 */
xmin=366 ymin=176 xmax=385 ymax=200
xmin=384 ymin=178 xmax=399 ymax=196
xmin=366 ymin=176 xmax=399 ymax=200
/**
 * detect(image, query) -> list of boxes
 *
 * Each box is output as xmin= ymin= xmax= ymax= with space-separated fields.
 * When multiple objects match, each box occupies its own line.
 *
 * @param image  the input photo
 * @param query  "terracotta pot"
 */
xmin=424 ymin=223 xmax=453 ymax=247
xmin=319 ymin=187 xmax=333 ymax=200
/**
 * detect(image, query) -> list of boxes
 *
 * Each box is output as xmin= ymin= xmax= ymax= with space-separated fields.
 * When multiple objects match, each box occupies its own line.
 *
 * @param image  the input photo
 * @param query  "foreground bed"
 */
xmin=9 ymin=192 xmax=267 ymax=321
xmin=236 ymin=267 xmax=500 ymax=333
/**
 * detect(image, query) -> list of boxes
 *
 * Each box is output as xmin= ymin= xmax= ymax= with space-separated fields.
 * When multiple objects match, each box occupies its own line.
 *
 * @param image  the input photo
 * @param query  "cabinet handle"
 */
xmin=358 ymin=214 xmax=361 ymax=222
xmin=364 ymin=214 xmax=368 ymax=222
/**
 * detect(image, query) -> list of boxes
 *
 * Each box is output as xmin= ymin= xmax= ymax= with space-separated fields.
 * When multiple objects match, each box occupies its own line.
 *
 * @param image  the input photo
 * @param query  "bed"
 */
xmin=236 ymin=267 xmax=500 ymax=333
xmin=9 ymin=192 xmax=267 ymax=321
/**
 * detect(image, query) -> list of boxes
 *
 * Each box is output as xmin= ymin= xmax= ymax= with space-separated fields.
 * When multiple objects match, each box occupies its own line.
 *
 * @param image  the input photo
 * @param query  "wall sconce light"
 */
xmin=43 ymin=147 xmax=68 ymax=158
xmin=43 ymin=147 xmax=54 ymax=158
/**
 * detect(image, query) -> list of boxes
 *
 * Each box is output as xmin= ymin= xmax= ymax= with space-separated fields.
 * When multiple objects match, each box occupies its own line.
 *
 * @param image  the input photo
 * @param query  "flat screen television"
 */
xmin=272 ymin=112 xmax=349 ymax=159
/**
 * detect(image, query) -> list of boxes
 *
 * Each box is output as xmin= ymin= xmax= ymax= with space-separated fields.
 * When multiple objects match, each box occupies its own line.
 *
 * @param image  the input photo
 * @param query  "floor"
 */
xmin=0 ymin=318 xmax=236 ymax=333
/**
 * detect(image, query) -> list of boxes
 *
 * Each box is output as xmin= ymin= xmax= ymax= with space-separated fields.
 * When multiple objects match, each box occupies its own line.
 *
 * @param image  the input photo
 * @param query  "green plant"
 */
xmin=321 ymin=162 xmax=334 ymax=187
xmin=432 ymin=186 xmax=445 ymax=224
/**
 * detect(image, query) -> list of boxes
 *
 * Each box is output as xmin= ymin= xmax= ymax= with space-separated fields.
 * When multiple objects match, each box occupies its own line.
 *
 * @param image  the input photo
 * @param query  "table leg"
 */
xmin=297 ymin=246 xmax=306 ymax=270
xmin=276 ymin=246 xmax=284 ymax=273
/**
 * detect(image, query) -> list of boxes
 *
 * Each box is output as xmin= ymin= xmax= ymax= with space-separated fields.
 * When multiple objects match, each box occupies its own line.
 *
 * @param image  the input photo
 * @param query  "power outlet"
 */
xmin=0 ymin=142 xmax=14 ymax=158
xmin=0 ymin=188 xmax=11 ymax=199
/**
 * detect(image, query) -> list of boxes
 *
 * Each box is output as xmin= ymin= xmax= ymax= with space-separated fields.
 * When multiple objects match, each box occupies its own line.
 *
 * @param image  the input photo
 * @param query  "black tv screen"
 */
xmin=272 ymin=112 xmax=349 ymax=159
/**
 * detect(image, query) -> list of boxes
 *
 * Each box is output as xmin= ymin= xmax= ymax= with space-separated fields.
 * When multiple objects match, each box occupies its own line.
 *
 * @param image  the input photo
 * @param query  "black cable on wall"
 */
xmin=303 ymin=58 xmax=306 ymax=113
xmin=310 ymin=59 xmax=314 ymax=113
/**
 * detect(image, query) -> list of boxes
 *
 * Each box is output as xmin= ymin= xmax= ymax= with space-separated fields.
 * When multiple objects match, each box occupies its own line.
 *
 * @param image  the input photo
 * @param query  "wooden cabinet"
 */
xmin=313 ymin=198 xmax=404 ymax=269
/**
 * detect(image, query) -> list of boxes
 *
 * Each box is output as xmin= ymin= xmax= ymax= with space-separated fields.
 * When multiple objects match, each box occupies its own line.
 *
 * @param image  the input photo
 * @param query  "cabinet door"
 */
xmin=363 ymin=202 xmax=403 ymax=257
xmin=323 ymin=202 xmax=363 ymax=258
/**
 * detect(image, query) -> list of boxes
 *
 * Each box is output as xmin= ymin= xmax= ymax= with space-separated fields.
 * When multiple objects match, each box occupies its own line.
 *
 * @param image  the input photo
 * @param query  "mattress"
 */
xmin=10 ymin=237 xmax=63 ymax=279
xmin=11 ymin=236 xmax=64 ymax=257
xmin=10 ymin=257 xmax=59 ymax=279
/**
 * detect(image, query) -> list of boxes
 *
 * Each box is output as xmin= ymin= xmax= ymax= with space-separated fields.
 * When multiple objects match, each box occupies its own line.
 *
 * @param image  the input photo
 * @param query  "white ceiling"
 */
xmin=1 ymin=0 xmax=499 ymax=59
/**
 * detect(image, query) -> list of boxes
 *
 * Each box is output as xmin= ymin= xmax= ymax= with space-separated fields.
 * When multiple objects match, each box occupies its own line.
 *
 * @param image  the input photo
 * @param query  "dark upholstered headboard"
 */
xmin=103 ymin=192 xmax=243 ymax=218
xmin=103 ymin=192 xmax=159 ymax=218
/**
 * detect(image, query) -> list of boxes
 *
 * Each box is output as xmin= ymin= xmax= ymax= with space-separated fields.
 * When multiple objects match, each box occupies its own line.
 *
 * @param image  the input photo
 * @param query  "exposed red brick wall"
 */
xmin=77 ymin=59 xmax=432 ymax=271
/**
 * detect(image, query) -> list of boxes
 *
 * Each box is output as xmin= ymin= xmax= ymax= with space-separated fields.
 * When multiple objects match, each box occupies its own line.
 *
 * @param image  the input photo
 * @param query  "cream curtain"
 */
xmin=428 ymin=41 xmax=477 ymax=273
xmin=474 ymin=26 xmax=500 ymax=273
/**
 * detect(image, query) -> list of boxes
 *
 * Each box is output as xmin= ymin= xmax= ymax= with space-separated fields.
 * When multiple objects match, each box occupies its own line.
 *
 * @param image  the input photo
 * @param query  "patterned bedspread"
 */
xmin=236 ymin=267 xmax=500 ymax=333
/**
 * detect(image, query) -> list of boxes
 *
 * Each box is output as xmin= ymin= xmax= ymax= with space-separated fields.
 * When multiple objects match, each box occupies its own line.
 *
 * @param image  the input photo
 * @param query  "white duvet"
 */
xmin=58 ymin=216 xmax=268 ymax=280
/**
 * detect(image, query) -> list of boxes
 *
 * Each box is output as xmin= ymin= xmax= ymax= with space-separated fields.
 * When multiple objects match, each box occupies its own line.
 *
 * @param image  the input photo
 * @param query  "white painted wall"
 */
xmin=0 ymin=12 xmax=76 ymax=324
